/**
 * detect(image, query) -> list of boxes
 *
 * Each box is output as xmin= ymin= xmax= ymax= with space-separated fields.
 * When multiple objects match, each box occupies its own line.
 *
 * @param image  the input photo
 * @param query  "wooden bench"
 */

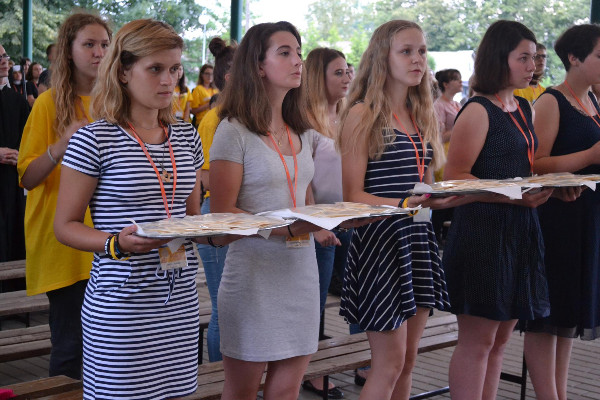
xmin=0 ymin=260 xmax=26 ymax=282
xmin=0 ymin=324 xmax=51 ymax=363
xmin=6 ymin=314 xmax=459 ymax=400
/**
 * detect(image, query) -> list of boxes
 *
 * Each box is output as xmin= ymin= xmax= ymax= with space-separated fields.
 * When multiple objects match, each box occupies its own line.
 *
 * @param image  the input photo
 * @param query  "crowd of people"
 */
xmin=1 ymin=9 xmax=600 ymax=400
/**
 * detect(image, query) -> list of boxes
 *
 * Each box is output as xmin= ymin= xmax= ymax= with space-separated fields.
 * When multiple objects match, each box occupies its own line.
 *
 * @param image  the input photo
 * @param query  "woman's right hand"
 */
xmin=52 ymin=119 xmax=88 ymax=159
xmin=117 ymin=225 xmax=172 ymax=254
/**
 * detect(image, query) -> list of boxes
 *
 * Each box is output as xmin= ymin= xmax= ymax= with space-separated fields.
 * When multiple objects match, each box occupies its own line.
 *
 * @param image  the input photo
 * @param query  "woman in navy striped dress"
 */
xmin=337 ymin=20 xmax=462 ymax=400
xmin=54 ymin=20 xmax=233 ymax=399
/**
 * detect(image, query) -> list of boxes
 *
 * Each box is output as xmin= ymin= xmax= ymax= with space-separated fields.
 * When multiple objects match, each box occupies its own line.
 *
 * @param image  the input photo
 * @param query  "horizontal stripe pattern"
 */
xmin=340 ymin=130 xmax=449 ymax=331
xmin=62 ymin=120 xmax=203 ymax=398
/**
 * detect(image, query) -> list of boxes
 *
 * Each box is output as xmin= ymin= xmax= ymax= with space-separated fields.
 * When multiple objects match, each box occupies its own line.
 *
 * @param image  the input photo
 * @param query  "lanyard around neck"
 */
xmin=127 ymin=122 xmax=178 ymax=218
xmin=564 ymin=80 xmax=600 ymax=130
xmin=267 ymin=125 xmax=298 ymax=208
xmin=393 ymin=113 xmax=426 ymax=183
xmin=494 ymin=94 xmax=535 ymax=175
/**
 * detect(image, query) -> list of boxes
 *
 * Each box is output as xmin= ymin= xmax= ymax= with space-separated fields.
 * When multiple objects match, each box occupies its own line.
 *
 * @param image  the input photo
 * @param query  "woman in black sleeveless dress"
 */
xmin=524 ymin=24 xmax=600 ymax=400
xmin=442 ymin=20 xmax=553 ymax=400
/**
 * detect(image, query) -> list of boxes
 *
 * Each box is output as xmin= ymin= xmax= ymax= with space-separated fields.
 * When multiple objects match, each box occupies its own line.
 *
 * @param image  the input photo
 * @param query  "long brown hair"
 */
xmin=51 ymin=13 xmax=111 ymax=138
xmin=91 ymin=19 xmax=183 ymax=126
xmin=218 ymin=21 xmax=311 ymax=136
xmin=337 ymin=20 xmax=444 ymax=170
xmin=303 ymin=47 xmax=347 ymax=139
xmin=196 ymin=64 xmax=214 ymax=87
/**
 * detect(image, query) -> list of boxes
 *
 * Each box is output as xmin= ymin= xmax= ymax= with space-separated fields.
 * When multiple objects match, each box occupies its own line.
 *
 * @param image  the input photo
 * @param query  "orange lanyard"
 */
xmin=127 ymin=122 xmax=178 ymax=218
xmin=267 ymin=125 xmax=298 ymax=207
xmin=564 ymin=80 xmax=600 ymax=130
xmin=393 ymin=113 xmax=426 ymax=182
xmin=494 ymin=94 xmax=535 ymax=175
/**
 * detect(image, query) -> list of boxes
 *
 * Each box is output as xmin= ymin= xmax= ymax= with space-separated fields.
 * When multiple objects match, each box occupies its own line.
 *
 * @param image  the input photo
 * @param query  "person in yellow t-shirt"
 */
xmin=173 ymin=68 xmax=191 ymax=122
xmin=191 ymin=64 xmax=218 ymax=127
xmin=17 ymin=13 xmax=111 ymax=380
xmin=514 ymin=43 xmax=547 ymax=103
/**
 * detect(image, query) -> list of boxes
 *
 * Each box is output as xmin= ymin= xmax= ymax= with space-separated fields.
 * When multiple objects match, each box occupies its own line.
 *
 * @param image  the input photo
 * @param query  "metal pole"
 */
xmin=202 ymin=25 xmax=206 ymax=66
xmin=592 ymin=0 xmax=600 ymax=24
xmin=22 ymin=0 xmax=32 ymax=59
xmin=231 ymin=0 xmax=243 ymax=43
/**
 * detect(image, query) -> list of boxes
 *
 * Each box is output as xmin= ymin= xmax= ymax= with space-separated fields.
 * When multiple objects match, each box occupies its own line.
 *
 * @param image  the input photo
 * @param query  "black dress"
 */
xmin=528 ymin=89 xmax=600 ymax=340
xmin=443 ymin=96 xmax=550 ymax=321
xmin=0 ymin=85 xmax=29 ymax=262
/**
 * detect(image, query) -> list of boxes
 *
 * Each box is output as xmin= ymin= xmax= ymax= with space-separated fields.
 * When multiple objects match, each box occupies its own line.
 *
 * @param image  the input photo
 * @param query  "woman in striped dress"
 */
xmin=54 ymin=20 xmax=232 ymax=399
xmin=337 ymin=20 xmax=462 ymax=400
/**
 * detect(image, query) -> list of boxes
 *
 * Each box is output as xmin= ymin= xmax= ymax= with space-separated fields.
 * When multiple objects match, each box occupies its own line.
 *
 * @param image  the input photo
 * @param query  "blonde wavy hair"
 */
xmin=92 ymin=19 xmax=183 ymax=126
xmin=337 ymin=20 xmax=444 ymax=170
xmin=303 ymin=48 xmax=347 ymax=139
xmin=51 ymin=13 xmax=111 ymax=138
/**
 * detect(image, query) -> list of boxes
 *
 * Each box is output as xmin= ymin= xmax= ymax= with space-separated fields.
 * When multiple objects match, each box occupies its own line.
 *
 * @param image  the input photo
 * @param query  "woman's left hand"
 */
xmin=314 ymin=229 xmax=341 ymax=247
xmin=552 ymin=186 xmax=585 ymax=202
xmin=406 ymin=194 xmax=466 ymax=210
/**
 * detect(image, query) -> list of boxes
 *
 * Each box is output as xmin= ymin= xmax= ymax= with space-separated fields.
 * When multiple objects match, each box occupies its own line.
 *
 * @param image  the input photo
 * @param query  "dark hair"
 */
xmin=46 ymin=44 xmax=55 ymax=58
xmin=555 ymin=24 xmax=600 ymax=71
xmin=196 ymin=64 xmax=214 ymax=87
xmin=177 ymin=69 xmax=188 ymax=93
xmin=25 ymin=61 xmax=41 ymax=81
xmin=435 ymin=68 xmax=461 ymax=93
xmin=19 ymin=57 xmax=30 ymax=68
xmin=536 ymin=43 xmax=546 ymax=51
xmin=347 ymin=63 xmax=353 ymax=68
xmin=219 ymin=21 xmax=310 ymax=136
xmin=472 ymin=20 xmax=537 ymax=94
xmin=208 ymin=37 xmax=237 ymax=91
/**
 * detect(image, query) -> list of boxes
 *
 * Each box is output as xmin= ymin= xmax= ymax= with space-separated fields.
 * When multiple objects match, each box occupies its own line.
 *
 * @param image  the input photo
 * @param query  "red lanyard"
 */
xmin=564 ymin=80 xmax=600 ymax=130
xmin=494 ymin=94 xmax=535 ymax=175
xmin=127 ymin=122 xmax=178 ymax=218
xmin=393 ymin=113 xmax=426 ymax=182
xmin=267 ymin=125 xmax=298 ymax=207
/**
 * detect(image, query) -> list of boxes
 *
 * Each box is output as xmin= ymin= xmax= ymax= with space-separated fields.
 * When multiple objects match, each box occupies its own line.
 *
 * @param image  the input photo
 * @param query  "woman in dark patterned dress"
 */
xmin=524 ymin=24 xmax=600 ymax=400
xmin=442 ymin=20 xmax=554 ymax=400
xmin=337 ymin=20 xmax=462 ymax=400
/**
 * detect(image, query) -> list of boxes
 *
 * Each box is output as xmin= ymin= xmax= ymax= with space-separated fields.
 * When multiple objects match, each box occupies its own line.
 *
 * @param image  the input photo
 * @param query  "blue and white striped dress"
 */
xmin=339 ymin=129 xmax=449 ymax=331
xmin=62 ymin=120 xmax=203 ymax=399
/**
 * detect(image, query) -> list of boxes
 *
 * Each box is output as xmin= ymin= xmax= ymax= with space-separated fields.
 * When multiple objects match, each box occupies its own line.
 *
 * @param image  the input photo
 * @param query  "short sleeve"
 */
xmin=62 ymin=126 xmax=101 ymax=178
xmin=210 ymin=119 xmax=245 ymax=165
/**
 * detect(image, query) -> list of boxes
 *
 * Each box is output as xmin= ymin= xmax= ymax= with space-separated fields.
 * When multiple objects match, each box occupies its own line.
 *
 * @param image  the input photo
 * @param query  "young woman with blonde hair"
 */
xmin=17 ymin=12 xmax=111 ymax=380
xmin=301 ymin=47 xmax=350 ymax=398
xmin=53 ymin=19 xmax=233 ymax=398
xmin=337 ymin=20 xmax=460 ymax=400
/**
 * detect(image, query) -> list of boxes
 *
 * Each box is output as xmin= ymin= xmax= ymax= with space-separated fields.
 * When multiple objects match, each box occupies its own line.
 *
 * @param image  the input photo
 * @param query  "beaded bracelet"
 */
xmin=207 ymin=237 xmax=224 ymax=248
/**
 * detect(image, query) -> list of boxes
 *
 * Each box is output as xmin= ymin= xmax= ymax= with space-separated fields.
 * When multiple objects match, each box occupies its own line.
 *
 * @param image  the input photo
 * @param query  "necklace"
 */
xmin=271 ymin=125 xmax=286 ymax=146
xmin=145 ymin=141 xmax=172 ymax=183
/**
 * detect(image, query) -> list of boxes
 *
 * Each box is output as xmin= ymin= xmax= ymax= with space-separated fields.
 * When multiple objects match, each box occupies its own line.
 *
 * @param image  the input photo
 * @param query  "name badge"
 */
xmin=413 ymin=207 xmax=431 ymax=222
xmin=159 ymin=238 xmax=189 ymax=270
xmin=286 ymin=233 xmax=311 ymax=248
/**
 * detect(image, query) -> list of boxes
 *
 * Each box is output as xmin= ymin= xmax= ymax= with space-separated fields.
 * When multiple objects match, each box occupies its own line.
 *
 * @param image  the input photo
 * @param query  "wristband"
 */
xmin=114 ymin=233 xmax=131 ymax=260
xmin=47 ymin=146 xmax=58 ymax=165
xmin=402 ymin=197 xmax=419 ymax=216
xmin=104 ymin=234 xmax=114 ymax=255
xmin=207 ymin=237 xmax=224 ymax=248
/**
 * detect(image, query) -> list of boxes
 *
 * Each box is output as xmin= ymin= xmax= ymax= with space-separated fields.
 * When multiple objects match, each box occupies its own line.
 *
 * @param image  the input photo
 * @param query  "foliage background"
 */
xmin=0 ymin=0 xmax=592 ymax=86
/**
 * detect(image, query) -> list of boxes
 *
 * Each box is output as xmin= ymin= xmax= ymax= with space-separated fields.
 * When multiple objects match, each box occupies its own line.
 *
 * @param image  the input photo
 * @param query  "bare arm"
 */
xmin=21 ymin=119 xmax=87 ymax=190
xmin=54 ymin=166 xmax=169 ymax=254
xmin=183 ymin=101 xmax=191 ymax=123
xmin=191 ymin=103 xmax=210 ymax=115
xmin=533 ymin=93 xmax=600 ymax=173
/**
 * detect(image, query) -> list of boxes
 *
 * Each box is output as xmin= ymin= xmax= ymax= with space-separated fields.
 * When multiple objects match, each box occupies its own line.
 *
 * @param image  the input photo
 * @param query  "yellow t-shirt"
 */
xmin=197 ymin=107 xmax=221 ymax=198
xmin=191 ymin=85 xmax=218 ymax=126
xmin=514 ymin=84 xmax=545 ymax=103
xmin=173 ymin=86 xmax=192 ymax=122
xmin=17 ymin=90 xmax=94 ymax=295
